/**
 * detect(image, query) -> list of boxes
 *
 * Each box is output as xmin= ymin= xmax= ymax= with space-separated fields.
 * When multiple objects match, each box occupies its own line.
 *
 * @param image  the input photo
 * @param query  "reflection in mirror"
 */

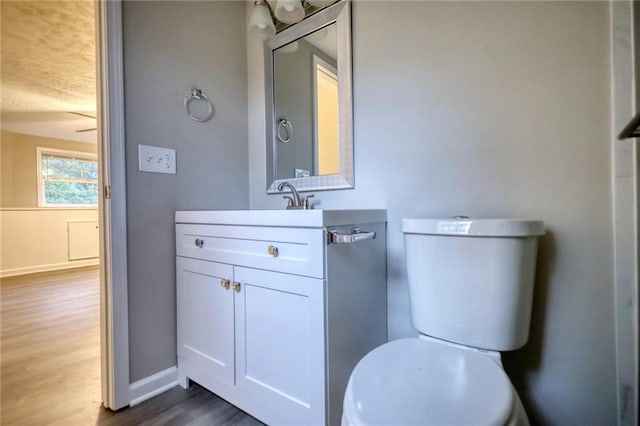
xmin=273 ymin=24 xmax=337 ymax=180
xmin=314 ymin=55 xmax=339 ymax=175
xmin=265 ymin=0 xmax=352 ymax=193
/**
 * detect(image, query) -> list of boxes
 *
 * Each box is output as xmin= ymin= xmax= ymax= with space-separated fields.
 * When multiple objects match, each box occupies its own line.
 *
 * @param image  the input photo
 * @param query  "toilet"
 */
xmin=342 ymin=217 xmax=545 ymax=426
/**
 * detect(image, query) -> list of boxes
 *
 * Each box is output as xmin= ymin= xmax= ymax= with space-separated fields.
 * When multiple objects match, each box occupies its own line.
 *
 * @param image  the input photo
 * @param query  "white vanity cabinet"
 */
xmin=176 ymin=257 xmax=235 ymax=386
xmin=175 ymin=210 xmax=387 ymax=426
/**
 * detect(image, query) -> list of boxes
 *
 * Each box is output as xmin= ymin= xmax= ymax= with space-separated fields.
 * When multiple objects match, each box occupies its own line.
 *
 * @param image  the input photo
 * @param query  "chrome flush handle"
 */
xmin=328 ymin=228 xmax=376 ymax=244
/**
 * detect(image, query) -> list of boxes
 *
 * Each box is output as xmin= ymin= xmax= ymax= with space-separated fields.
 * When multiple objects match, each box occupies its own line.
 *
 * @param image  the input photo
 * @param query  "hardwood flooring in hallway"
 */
xmin=1 ymin=267 xmax=261 ymax=425
xmin=1 ymin=267 xmax=102 ymax=425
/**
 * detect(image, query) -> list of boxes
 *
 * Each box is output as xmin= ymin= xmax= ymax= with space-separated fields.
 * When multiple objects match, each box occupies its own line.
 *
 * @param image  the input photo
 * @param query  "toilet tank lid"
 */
xmin=401 ymin=218 xmax=545 ymax=237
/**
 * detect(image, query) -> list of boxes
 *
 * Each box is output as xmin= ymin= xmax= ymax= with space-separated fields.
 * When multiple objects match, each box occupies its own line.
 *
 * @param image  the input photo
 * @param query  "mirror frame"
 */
xmin=265 ymin=0 xmax=353 ymax=193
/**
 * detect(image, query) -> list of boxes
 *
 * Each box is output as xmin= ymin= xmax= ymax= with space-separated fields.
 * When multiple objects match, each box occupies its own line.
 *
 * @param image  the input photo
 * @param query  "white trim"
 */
xmin=0 ymin=259 xmax=100 ymax=279
xmin=0 ymin=207 xmax=99 ymax=212
xmin=611 ymin=2 xmax=639 ymax=425
xmin=129 ymin=366 xmax=179 ymax=407
xmin=37 ymin=146 xmax=98 ymax=159
xmin=36 ymin=146 xmax=44 ymax=207
xmin=96 ymin=0 xmax=130 ymax=411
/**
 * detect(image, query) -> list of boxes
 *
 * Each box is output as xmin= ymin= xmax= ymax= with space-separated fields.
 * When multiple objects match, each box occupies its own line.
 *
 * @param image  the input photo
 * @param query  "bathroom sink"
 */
xmin=175 ymin=209 xmax=387 ymax=227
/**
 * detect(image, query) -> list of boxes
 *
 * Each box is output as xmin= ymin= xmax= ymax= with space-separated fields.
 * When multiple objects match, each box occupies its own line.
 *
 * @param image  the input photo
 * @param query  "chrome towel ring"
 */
xmin=184 ymin=88 xmax=214 ymax=122
xmin=277 ymin=118 xmax=293 ymax=143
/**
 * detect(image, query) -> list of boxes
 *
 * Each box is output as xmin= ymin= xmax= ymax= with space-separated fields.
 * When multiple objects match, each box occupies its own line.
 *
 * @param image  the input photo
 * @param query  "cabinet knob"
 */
xmin=195 ymin=238 xmax=204 ymax=248
xmin=267 ymin=245 xmax=279 ymax=257
xmin=220 ymin=279 xmax=230 ymax=289
xmin=231 ymin=281 xmax=241 ymax=292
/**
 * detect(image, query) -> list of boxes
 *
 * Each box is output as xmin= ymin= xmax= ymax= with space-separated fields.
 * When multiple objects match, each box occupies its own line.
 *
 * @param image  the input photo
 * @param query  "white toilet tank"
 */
xmin=401 ymin=218 xmax=545 ymax=351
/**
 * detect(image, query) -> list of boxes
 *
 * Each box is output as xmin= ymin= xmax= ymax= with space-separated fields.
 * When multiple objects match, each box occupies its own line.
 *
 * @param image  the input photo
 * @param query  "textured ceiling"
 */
xmin=1 ymin=0 xmax=96 ymax=143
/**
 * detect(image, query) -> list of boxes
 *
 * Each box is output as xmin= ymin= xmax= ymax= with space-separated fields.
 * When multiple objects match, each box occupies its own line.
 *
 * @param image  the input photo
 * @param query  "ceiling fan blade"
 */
xmin=76 ymin=127 xmax=97 ymax=133
xmin=68 ymin=111 xmax=97 ymax=119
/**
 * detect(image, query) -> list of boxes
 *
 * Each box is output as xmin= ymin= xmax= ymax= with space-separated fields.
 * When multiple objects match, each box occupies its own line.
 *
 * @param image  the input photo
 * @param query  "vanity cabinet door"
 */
xmin=233 ymin=266 xmax=326 ymax=425
xmin=177 ymin=257 xmax=235 ymax=386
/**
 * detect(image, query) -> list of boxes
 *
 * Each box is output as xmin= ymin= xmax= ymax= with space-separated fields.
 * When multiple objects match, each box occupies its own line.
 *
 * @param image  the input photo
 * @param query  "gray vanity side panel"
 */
xmin=325 ymin=221 xmax=387 ymax=426
xmin=123 ymin=1 xmax=249 ymax=382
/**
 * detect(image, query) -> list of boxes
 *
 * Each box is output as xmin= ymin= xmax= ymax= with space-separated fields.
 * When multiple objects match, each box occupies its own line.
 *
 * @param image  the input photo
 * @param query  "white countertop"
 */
xmin=175 ymin=209 xmax=387 ymax=227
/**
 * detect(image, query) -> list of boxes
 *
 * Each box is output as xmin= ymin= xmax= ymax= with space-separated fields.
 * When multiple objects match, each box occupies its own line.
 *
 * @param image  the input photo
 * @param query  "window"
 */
xmin=37 ymin=147 xmax=98 ymax=207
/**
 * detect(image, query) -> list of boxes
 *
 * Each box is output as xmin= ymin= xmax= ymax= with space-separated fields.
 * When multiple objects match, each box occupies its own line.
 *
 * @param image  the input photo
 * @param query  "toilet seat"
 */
xmin=342 ymin=338 xmax=515 ymax=426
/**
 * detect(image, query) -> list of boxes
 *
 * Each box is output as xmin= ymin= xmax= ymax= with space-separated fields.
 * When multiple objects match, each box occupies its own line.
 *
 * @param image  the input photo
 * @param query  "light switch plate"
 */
xmin=138 ymin=144 xmax=176 ymax=174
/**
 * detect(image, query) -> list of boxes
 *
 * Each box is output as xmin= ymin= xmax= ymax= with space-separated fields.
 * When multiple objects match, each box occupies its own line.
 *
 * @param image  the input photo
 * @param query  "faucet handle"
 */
xmin=282 ymin=196 xmax=294 ymax=207
xmin=303 ymin=194 xmax=315 ymax=209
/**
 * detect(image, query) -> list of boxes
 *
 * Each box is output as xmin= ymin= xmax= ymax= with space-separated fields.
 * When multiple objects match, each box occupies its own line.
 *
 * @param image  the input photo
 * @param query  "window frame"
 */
xmin=36 ymin=147 xmax=99 ymax=208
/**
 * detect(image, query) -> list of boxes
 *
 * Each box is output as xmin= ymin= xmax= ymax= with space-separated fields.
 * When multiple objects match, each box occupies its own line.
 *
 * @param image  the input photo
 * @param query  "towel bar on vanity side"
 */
xmin=328 ymin=227 xmax=376 ymax=244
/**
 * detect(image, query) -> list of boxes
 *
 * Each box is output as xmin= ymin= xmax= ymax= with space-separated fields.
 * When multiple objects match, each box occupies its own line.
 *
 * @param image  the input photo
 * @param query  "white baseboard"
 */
xmin=129 ymin=366 xmax=179 ymax=406
xmin=0 ymin=259 xmax=100 ymax=278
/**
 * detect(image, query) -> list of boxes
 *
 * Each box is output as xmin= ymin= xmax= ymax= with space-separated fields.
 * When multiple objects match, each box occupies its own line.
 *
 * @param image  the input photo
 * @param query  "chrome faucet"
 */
xmin=278 ymin=181 xmax=314 ymax=209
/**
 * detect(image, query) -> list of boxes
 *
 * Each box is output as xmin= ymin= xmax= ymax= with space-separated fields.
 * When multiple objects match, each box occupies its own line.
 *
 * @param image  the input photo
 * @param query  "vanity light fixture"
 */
xmin=248 ymin=0 xmax=339 ymax=39
xmin=274 ymin=0 xmax=305 ymax=24
xmin=248 ymin=0 xmax=276 ymax=40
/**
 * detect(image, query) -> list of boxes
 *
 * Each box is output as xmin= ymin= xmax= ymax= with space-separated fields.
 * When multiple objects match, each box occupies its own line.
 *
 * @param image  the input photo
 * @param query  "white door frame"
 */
xmin=96 ymin=0 xmax=130 ymax=410
xmin=611 ymin=2 xmax=639 ymax=425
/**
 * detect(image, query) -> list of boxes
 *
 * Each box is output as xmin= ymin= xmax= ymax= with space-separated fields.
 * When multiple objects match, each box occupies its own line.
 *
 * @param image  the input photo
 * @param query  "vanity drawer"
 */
xmin=176 ymin=224 xmax=325 ymax=278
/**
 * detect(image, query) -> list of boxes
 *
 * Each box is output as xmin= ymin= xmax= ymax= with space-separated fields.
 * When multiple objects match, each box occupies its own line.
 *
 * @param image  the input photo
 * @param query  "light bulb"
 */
xmin=274 ymin=0 xmax=304 ymax=24
xmin=248 ymin=1 xmax=276 ymax=40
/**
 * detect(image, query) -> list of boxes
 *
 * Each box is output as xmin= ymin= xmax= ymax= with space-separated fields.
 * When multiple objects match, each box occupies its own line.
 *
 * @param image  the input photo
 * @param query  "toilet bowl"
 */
xmin=342 ymin=338 xmax=529 ymax=426
xmin=342 ymin=218 xmax=544 ymax=426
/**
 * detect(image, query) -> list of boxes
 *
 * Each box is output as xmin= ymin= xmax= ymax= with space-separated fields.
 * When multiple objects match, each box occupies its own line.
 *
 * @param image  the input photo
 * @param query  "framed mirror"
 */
xmin=265 ymin=0 xmax=352 ymax=193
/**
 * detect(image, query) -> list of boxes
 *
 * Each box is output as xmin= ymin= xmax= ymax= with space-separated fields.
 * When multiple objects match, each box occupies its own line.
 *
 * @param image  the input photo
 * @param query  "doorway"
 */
xmin=1 ymin=0 xmax=129 ymax=418
xmin=0 ymin=0 xmax=101 ymax=421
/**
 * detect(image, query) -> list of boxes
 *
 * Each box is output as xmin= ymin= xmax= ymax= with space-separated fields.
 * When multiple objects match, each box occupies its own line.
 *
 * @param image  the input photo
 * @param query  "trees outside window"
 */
xmin=37 ymin=147 xmax=98 ymax=207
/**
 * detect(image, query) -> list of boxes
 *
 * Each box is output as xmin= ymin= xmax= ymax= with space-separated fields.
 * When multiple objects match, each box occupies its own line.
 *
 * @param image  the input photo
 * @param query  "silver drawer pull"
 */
xmin=195 ymin=238 xmax=204 ymax=248
xmin=329 ymin=228 xmax=376 ymax=244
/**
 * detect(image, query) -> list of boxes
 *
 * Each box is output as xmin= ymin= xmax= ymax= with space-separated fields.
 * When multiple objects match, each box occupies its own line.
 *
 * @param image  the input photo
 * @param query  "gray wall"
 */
xmin=123 ymin=0 xmax=248 ymax=382
xmin=249 ymin=1 xmax=616 ymax=424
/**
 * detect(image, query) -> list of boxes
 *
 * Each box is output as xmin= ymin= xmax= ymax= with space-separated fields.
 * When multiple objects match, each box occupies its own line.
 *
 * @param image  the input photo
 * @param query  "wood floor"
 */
xmin=1 ymin=267 xmax=262 ymax=426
